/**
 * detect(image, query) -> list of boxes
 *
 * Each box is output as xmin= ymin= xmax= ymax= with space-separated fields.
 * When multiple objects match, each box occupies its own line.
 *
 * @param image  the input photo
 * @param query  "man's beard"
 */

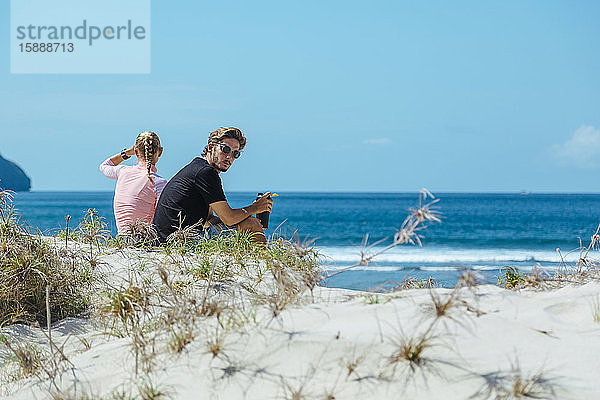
xmin=210 ymin=161 xmax=228 ymax=172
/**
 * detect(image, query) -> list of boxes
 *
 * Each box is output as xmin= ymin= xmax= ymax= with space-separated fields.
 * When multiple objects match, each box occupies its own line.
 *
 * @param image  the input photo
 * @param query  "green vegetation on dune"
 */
xmin=1 ymin=189 xmax=600 ymax=399
xmin=0 ymin=190 xmax=92 ymax=326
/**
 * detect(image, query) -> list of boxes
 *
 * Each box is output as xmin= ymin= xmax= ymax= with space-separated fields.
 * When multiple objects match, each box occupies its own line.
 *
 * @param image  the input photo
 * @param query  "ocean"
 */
xmin=8 ymin=191 xmax=600 ymax=291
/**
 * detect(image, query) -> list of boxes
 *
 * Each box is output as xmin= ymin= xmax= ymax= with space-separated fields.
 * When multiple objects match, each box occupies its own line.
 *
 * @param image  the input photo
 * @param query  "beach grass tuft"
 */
xmin=388 ymin=329 xmax=438 ymax=373
xmin=0 ymin=190 xmax=93 ymax=326
xmin=0 ymin=334 xmax=44 ymax=378
xmin=498 ymin=267 xmax=528 ymax=289
xmin=167 ymin=327 xmax=194 ymax=354
xmin=207 ymin=334 xmax=224 ymax=359
xmin=472 ymin=358 xmax=559 ymax=400
xmin=427 ymin=290 xmax=461 ymax=319
xmin=137 ymin=376 xmax=172 ymax=400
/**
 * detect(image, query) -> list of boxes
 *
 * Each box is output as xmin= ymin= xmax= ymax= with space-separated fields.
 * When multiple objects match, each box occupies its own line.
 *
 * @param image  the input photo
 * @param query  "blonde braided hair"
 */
xmin=134 ymin=131 xmax=161 ymax=183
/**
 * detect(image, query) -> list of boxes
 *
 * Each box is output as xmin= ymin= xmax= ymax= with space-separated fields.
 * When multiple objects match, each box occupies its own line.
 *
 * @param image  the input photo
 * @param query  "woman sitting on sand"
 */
xmin=99 ymin=131 xmax=167 ymax=236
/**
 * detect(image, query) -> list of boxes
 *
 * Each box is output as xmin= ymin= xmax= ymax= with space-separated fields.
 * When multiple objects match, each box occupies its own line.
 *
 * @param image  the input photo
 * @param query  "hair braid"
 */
xmin=134 ymin=131 xmax=160 ymax=184
xmin=144 ymin=136 xmax=154 ymax=183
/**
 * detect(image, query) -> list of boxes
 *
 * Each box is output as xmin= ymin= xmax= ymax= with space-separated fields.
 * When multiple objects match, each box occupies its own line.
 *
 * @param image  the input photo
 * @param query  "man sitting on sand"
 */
xmin=152 ymin=127 xmax=273 ymax=244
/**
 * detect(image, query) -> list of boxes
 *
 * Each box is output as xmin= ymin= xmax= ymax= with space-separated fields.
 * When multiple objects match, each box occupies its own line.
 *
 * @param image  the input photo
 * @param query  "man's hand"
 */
xmin=254 ymin=192 xmax=274 ymax=214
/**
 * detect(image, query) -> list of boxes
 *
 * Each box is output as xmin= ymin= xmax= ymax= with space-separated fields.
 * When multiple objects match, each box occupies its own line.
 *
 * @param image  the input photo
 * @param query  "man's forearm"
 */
xmin=211 ymin=198 xmax=271 ymax=227
xmin=212 ymin=203 xmax=260 ymax=227
xmin=226 ymin=204 xmax=260 ymax=226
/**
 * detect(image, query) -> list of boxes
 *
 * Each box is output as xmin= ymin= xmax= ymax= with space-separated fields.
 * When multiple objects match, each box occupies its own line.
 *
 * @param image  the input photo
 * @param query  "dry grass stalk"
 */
xmin=168 ymin=328 xmax=193 ymax=354
xmin=591 ymin=294 xmax=600 ymax=324
xmin=165 ymin=215 xmax=203 ymax=250
xmin=324 ymin=189 xmax=441 ymax=280
xmin=456 ymin=269 xmax=484 ymax=289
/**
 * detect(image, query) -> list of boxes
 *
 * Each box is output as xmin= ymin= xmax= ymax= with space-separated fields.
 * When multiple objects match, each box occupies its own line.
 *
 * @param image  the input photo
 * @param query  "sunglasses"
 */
xmin=215 ymin=143 xmax=242 ymax=159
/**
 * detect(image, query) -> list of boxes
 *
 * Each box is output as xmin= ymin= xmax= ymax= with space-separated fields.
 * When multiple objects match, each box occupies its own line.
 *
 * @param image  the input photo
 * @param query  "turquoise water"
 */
xmin=9 ymin=191 xmax=600 ymax=290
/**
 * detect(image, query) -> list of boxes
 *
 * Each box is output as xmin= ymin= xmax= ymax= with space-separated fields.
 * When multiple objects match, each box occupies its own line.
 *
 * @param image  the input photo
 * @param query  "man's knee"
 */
xmin=204 ymin=215 xmax=221 ymax=228
xmin=240 ymin=217 xmax=266 ymax=244
xmin=237 ymin=216 xmax=263 ymax=232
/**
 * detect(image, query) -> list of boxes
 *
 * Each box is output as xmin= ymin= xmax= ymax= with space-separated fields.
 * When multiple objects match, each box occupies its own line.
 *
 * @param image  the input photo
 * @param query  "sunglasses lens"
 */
xmin=216 ymin=143 xmax=241 ymax=158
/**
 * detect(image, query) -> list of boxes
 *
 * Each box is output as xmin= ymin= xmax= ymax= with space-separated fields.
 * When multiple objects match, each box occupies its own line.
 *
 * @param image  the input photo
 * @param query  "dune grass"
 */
xmin=1 ymin=189 xmax=589 ymax=399
xmin=472 ymin=358 xmax=560 ymax=400
xmin=0 ymin=190 xmax=93 ymax=326
xmin=497 ymin=225 xmax=600 ymax=291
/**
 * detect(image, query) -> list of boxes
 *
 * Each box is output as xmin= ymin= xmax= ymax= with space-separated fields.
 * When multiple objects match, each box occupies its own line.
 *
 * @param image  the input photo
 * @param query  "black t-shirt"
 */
xmin=153 ymin=157 xmax=226 ymax=243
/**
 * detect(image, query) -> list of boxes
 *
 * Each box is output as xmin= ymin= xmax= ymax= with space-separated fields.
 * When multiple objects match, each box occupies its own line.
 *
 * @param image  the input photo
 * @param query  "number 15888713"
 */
xmin=19 ymin=43 xmax=74 ymax=52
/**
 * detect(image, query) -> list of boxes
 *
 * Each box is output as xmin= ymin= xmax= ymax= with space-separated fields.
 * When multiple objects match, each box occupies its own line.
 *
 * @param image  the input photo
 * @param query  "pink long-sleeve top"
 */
xmin=99 ymin=158 xmax=168 ymax=235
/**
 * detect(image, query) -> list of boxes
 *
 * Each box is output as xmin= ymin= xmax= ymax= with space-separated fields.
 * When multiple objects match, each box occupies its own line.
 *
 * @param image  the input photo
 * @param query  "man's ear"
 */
xmin=205 ymin=143 xmax=214 ymax=159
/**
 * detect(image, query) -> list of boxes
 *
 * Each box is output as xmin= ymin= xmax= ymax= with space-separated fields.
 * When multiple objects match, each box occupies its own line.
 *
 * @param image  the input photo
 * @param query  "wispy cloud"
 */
xmin=363 ymin=137 xmax=392 ymax=145
xmin=552 ymin=125 xmax=600 ymax=168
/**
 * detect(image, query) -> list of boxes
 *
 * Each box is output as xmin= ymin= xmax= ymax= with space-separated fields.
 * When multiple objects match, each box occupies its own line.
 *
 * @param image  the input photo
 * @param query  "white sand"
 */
xmin=2 ymin=248 xmax=600 ymax=399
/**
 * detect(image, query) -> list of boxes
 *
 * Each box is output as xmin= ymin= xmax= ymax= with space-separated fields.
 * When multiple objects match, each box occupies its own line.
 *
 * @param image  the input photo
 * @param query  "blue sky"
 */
xmin=1 ymin=1 xmax=599 ymax=192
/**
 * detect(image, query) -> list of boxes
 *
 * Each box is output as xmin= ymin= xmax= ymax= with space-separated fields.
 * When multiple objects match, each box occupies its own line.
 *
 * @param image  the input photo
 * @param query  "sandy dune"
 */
xmin=1 ymin=247 xmax=600 ymax=399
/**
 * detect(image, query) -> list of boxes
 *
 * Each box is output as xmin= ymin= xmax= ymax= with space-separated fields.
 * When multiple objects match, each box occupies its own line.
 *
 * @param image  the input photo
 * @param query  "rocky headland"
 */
xmin=0 ymin=153 xmax=31 ymax=191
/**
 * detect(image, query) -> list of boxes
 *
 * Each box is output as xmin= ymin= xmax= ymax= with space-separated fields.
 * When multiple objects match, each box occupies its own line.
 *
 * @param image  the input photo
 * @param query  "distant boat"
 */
xmin=520 ymin=190 xmax=530 ymax=195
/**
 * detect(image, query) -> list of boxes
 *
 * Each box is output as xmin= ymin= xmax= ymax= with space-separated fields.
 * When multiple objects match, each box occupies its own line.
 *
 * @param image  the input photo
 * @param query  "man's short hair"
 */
xmin=202 ymin=127 xmax=246 ymax=156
